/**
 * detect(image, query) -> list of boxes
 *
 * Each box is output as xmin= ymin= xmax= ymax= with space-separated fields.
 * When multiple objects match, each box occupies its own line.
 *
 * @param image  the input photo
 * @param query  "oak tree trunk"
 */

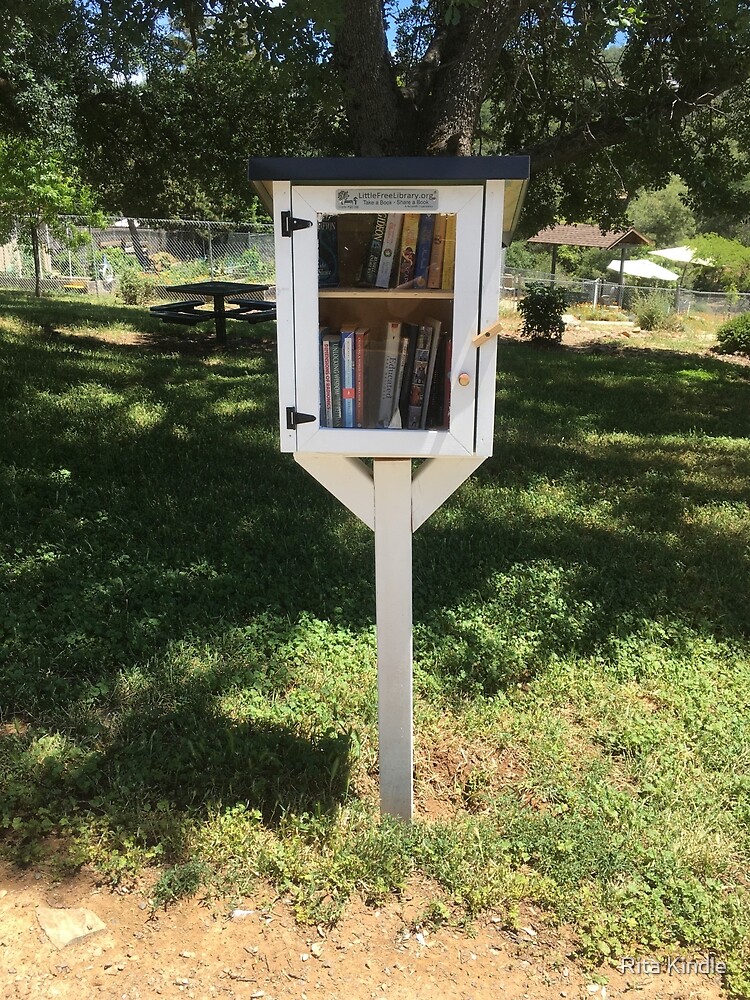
xmin=30 ymin=221 xmax=41 ymax=299
xmin=333 ymin=0 xmax=416 ymax=154
xmin=334 ymin=0 xmax=530 ymax=157
xmin=127 ymin=217 xmax=152 ymax=271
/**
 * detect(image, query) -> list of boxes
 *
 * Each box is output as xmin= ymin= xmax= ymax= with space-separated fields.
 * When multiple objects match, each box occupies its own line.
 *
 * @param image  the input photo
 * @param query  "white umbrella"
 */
xmin=606 ymin=258 xmax=679 ymax=281
xmin=649 ymin=246 xmax=713 ymax=266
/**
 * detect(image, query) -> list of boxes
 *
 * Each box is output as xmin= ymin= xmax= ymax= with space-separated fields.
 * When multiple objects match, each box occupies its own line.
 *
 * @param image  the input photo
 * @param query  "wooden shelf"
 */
xmin=319 ymin=288 xmax=454 ymax=299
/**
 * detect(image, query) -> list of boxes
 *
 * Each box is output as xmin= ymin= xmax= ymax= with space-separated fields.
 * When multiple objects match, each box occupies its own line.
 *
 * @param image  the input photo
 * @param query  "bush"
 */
xmin=632 ymin=289 xmax=681 ymax=332
xmin=518 ymin=282 xmax=566 ymax=341
xmin=715 ymin=312 xmax=750 ymax=355
xmin=118 ymin=269 xmax=156 ymax=306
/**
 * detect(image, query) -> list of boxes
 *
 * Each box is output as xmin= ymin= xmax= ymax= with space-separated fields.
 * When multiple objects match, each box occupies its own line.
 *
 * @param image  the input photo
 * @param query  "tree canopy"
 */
xmin=0 ymin=135 xmax=100 ymax=295
xmin=628 ymin=176 xmax=696 ymax=247
xmin=1 ymin=0 xmax=750 ymax=231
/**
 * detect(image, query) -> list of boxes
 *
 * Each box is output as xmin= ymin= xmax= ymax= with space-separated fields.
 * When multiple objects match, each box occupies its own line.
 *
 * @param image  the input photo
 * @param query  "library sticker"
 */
xmin=336 ymin=189 xmax=439 ymax=211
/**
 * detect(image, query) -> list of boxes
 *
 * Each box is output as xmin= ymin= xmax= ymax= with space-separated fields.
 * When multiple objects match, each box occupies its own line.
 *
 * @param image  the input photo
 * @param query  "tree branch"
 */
xmin=526 ymin=84 xmax=732 ymax=175
xmin=401 ymin=26 xmax=449 ymax=106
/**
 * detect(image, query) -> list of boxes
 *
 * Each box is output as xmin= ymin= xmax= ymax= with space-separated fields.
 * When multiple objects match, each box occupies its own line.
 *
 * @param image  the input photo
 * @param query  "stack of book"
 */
xmin=319 ymin=320 xmax=451 ymax=430
xmin=318 ymin=213 xmax=456 ymax=291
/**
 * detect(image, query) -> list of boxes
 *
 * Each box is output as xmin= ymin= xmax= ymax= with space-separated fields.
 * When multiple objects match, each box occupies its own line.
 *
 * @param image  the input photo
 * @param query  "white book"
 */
xmin=375 ymin=214 xmax=404 ymax=288
xmin=389 ymin=333 xmax=410 ymax=428
xmin=377 ymin=322 xmax=403 ymax=426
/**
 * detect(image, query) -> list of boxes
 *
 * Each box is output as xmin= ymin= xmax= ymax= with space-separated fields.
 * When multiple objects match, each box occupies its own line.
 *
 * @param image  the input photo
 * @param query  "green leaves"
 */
xmin=0 ymin=137 xmax=98 ymax=225
xmin=0 ymin=136 xmax=101 ymax=294
xmin=518 ymin=281 xmax=567 ymax=342
xmin=715 ymin=312 xmax=750 ymax=355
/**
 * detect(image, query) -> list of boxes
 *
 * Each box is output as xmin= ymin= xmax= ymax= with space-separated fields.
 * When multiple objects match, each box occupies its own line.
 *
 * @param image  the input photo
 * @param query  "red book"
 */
xmin=354 ymin=327 xmax=368 ymax=427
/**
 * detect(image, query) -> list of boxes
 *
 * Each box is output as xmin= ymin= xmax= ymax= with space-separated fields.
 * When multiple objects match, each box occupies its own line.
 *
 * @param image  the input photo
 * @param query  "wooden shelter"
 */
xmin=528 ymin=223 xmax=650 ymax=277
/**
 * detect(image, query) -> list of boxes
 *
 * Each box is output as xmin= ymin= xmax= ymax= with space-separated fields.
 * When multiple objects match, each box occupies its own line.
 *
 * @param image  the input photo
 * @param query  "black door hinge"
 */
xmin=281 ymin=211 xmax=313 ymax=238
xmin=286 ymin=406 xmax=316 ymax=430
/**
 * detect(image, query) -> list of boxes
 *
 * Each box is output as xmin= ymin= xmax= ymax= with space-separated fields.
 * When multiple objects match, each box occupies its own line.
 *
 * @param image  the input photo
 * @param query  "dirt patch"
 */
xmin=497 ymin=313 xmax=750 ymax=368
xmin=414 ymin=729 xmax=525 ymax=820
xmin=40 ymin=323 xmax=275 ymax=358
xmin=0 ymin=864 xmax=729 ymax=1000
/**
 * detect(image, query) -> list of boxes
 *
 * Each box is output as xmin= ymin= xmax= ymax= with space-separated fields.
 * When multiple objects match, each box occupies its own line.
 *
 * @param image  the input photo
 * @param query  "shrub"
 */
xmin=518 ymin=281 xmax=566 ymax=341
xmin=118 ymin=269 xmax=156 ymax=306
xmin=715 ymin=312 xmax=750 ymax=355
xmin=632 ymin=289 xmax=682 ymax=332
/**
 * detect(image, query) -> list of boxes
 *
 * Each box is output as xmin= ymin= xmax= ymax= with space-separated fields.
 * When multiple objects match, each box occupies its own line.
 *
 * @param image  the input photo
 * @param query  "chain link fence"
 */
xmin=502 ymin=268 xmax=750 ymax=316
xmin=2 ymin=221 xmax=749 ymax=317
xmin=0 ymin=216 xmax=276 ymax=298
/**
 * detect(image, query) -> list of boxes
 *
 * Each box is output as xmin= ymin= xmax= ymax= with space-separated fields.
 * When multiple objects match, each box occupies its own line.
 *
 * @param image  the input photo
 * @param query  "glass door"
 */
xmin=290 ymin=185 xmax=484 ymax=457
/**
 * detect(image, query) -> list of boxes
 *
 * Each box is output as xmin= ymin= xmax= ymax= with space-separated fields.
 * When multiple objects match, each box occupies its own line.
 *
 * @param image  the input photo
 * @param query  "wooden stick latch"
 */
xmin=472 ymin=320 xmax=503 ymax=347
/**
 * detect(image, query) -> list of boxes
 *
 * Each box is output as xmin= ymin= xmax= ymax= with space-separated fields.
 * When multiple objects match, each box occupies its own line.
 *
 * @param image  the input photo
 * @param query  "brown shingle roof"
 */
xmin=528 ymin=223 xmax=650 ymax=249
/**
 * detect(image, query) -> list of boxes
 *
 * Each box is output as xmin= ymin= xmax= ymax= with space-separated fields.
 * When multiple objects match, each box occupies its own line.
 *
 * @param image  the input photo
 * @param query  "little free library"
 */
xmin=248 ymin=156 xmax=530 ymax=819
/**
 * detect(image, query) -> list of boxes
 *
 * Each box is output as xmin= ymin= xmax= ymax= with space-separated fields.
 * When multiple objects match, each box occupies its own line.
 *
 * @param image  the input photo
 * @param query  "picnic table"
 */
xmin=151 ymin=280 xmax=276 ymax=344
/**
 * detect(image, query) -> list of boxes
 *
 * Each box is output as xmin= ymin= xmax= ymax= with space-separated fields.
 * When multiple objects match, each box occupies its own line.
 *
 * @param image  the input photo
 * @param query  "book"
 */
xmin=318 ymin=215 xmax=339 ymax=287
xmin=340 ymin=325 xmax=356 ymax=427
xmin=420 ymin=315 xmax=442 ymax=428
xmin=337 ymin=215 xmax=374 ymax=287
xmin=375 ymin=214 xmax=403 ymax=288
xmin=427 ymin=214 xmax=448 ymax=288
xmin=354 ymin=326 xmax=369 ymax=427
xmin=328 ymin=334 xmax=343 ymax=427
xmin=389 ymin=331 xmax=412 ymax=428
xmin=406 ymin=323 xmax=435 ymax=429
xmin=397 ymin=324 xmax=420 ymax=426
xmin=361 ymin=213 xmax=388 ymax=286
xmin=424 ymin=331 xmax=448 ymax=428
xmin=376 ymin=321 xmax=402 ymax=427
xmin=441 ymin=214 xmax=457 ymax=290
xmin=413 ymin=214 xmax=435 ymax=288
xmin=321 ymin=331 xmax=342 ymax=427
xmin=397 ymin=214 xmax=420 ymax=287
xmin=320 ymin=328 xmax=334 ymax=425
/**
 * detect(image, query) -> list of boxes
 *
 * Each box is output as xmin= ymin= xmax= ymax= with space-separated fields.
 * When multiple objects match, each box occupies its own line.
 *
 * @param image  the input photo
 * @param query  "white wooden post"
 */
xmin=373 ymin=458 xmax=413 ymax=820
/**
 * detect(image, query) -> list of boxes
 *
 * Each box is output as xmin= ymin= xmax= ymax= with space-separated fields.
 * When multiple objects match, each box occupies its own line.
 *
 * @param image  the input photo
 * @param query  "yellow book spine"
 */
xmin=440 ymin=214 xmax=457 ymax=291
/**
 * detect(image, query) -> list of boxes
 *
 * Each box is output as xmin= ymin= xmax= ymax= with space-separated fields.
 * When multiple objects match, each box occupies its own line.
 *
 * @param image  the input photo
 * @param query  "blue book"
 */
xmin=414 ymin=214 xmax=436 ymax=288
xmin=340 ymin=325 xmax=356 ymax=428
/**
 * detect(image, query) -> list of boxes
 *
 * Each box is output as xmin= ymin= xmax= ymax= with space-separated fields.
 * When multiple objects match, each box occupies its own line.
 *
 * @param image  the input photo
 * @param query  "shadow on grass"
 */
xmin=412 ymin=343 xmax=750 ymax=691
xmin=1 ymin=678 xmax=353 ymax=866
xmin=0 ymin=290 xmax=276 ymax=356
xmin=0 ymin=328 xmax=373 ymax=689
xmin=1 ymin=316 xmax=750 ymax=853
xmin=2 ymin=328 xmax=748 ymax=692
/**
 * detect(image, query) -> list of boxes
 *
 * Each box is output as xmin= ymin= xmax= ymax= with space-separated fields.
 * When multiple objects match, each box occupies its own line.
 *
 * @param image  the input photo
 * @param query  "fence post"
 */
xmin=89 ymin=227 xmax=99 ymax=297
xmin=208 ymin=231 xmax=214 ymax=277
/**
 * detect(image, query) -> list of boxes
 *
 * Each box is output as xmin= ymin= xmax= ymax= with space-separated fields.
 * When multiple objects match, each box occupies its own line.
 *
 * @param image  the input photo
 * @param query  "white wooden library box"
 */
xmin=247 ymin=158 xmax=529 ymax=459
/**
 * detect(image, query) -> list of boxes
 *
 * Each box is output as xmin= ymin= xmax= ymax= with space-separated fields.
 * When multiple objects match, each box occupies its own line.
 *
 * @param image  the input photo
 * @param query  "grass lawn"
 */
xmin=1 ymin=293 xmax=750 ymax=989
